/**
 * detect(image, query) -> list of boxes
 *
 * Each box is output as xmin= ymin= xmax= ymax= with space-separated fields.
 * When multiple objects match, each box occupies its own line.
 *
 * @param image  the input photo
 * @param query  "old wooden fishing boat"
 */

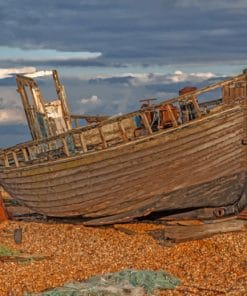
xmin=0 ymin=69 xmax=247 ymax=225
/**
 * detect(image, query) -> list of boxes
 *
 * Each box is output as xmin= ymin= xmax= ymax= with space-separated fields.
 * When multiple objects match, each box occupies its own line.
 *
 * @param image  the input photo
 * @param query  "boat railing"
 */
xmin=0 ymin=99 xmax=224 ymax=169
xmin=0 ymin=72 xmax=247 ymax=169
xmin=0 ymin=108 xmax=157 ymax=168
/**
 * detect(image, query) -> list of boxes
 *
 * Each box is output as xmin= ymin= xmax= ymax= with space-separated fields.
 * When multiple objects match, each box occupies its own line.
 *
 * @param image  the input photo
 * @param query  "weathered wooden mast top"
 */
xmin=16 ymin=70 xmax=72 ymax=140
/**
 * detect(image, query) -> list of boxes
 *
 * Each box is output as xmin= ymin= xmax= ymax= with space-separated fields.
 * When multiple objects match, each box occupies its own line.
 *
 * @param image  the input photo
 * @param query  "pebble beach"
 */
xmin=0 ymin=220 xmax=246 ymax=295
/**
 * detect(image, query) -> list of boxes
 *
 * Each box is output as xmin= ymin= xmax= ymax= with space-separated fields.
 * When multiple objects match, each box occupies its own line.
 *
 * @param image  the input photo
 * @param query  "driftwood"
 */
xmin=149 ymin=220 xmax=247 ymax=244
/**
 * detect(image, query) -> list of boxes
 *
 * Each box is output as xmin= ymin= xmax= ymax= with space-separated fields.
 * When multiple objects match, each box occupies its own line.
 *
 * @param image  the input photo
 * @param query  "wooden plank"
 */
xmin=229 ymin=85 xmax=235 ymax=99
xmin=61 ymin=137 xmax=70 ymax=156
xmin=118 ymin=121 xmax=128 ymax=142
xmin=140 ymin=112 xmax=153 ymax=135
xmin=166 ymin=104 xmax=178 ymax=126
xmin=222 ymin=85 xmax=230 ymax=101
xmin=149 ymin=220 xmax=247 ymax=243
xmin=3 ymin=120 xmax=243 ymax=201
xmin=79 ymin=133 xmax=88 ymax=153
xmin=7 ymin=160 xmax=243 ymax=216
xmin=244 ymin=83 xmax=247 ymax=97
xmin=16 ymin=149 xmax=243 ymax=212
xmin=191 ymin=96 xmax=202 ymax=119
xmin=4 ymin=115 xmax=243 ymax=189
xmin=3 ymin=154 xmax=10 ymax=167
xmin=21 ymin=148 xmax=29 ymax=162
xmin=5 ymin=133 xmax=244 ymax=204
xmin=53 ymin=70 xmax=72 ymax=130
xmin=16 ymin=80 xmax=39 ymax=140
xmin=59 ymin=85 xmax=72 ymax=130
xmin=98 ymin=127 xmax=107 ymax=148
xmin=12 ymin=151 xmax=19 ymax=168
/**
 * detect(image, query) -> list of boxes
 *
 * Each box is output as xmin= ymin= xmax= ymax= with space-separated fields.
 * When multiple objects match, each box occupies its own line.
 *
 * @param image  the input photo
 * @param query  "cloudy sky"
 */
xmin=1 ymin=0 xmax=247 ymax=147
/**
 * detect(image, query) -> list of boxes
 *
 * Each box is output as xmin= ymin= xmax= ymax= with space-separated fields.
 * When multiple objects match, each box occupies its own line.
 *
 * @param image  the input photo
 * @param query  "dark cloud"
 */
xmin=0 ymin=1 xmax=247 ymax=64
xmin=0 ymin=58 xmax=127 ymax=69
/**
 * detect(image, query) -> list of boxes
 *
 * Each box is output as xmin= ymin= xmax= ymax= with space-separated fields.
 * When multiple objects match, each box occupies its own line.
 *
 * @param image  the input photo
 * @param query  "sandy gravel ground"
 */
xmin=0 ymin=220 xmax=246 ymax=296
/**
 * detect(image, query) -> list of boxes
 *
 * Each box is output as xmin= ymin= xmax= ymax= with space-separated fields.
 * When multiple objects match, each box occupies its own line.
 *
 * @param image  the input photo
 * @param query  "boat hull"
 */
xmin=0 ymin=106 xmax=247 ymax=224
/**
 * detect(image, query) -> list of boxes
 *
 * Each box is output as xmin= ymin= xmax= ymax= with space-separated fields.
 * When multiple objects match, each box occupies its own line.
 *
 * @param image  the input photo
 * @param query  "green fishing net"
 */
xmin=29 ymin=269 xmax=180 ymax=296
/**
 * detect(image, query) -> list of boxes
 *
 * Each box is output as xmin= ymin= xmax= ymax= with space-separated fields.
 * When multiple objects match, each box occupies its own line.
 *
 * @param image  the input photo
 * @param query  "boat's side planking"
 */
xmin=0 ymin=105 xmax=246 ymax=222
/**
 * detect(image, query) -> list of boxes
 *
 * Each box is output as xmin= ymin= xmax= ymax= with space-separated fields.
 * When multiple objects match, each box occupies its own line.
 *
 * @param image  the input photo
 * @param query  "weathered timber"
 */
xmin=149 ymin=220 xmax=247 ymax=244
xmin=166 ymin=104 xmax=178 ymax=127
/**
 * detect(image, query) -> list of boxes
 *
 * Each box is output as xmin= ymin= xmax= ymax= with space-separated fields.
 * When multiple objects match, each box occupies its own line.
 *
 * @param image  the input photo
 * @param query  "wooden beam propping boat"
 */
xmin=0 ymin=69 xmax=247 ymax=225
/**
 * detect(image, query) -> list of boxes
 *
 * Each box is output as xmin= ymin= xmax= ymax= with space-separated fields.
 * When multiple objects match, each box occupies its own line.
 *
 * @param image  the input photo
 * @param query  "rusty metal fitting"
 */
xmin=213 ymin=208 xmax=225 ymax=218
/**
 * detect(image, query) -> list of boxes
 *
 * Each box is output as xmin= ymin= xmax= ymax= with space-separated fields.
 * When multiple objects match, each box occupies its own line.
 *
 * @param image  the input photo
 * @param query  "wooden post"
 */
xmin=27 ymin=147 xmax=33 ymax=160
xmin=118 ymin=121 xmax=128 ymax=142
xmin=244 ymin=82 xmax=247 ymax=97
xmin=17 ymin=80 xmax=39 ymax=140
xmin=12 ymin=151 xmax=20 ymax=168
xmin=166 ymin=105 xmax=179 ymax=127
xmin=98 ymin=127 xmax=107 ymax=148
xmin=239 ymin=84 xmax=243 ymax=98
xmin=79 ymin=133 xmax=88 ymax=152
xmin=53 ymin=71 xmax=72 ymax=131
xmin=229 ymin=85 xmax=235 ymax=99
xmin=22 ymin=148 xmax=29 ymax=162
xmin=239 ymin=82 xmax=246 ymax=98
xmin=191 ymin=96 xmax=202 ymax=119
xmin=3 ymin=154 xmax=10 ymax=168
xmin=140 ymin=112 xmax=153 ymax=135
xmin=31 ymin=86 xmax=53 ymax=138
xmin=59 ymin=85 xmax=72 ymax=130
xmin=234 ymin=84 xmax=240 ymax=98
xmin=222 ymin=85 xmax=230 ymax=101
xmin=61 ymin=137 xmax=70 ymax=156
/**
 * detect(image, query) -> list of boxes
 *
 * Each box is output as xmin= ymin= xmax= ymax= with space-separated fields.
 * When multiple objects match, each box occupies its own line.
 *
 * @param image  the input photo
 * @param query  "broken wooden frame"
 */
xmin=1 ymin=70 xmax=247 ymax=169
xmin=16 ymin=70 xmax=72 ymax=140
